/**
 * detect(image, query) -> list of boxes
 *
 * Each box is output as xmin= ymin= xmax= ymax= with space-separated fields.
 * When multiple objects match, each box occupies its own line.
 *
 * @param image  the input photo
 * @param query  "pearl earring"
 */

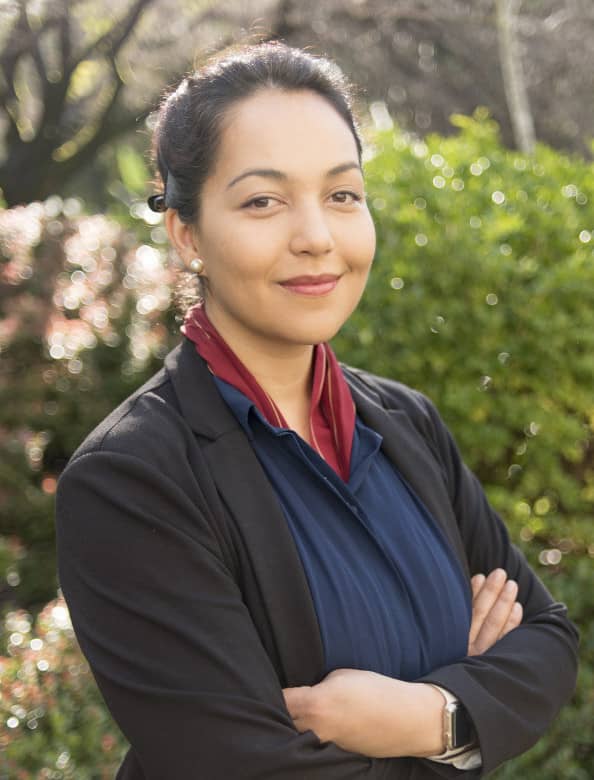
xmin=189 ymin=258 xmax=204 ymax=274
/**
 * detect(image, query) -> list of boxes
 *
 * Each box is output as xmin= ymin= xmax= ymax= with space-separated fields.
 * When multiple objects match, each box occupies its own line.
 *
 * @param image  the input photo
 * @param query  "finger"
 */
xmin=472 ymin=579 xmax=518 ymax=655
xmin=468 ymin=568 xmax=507 ymax=645
xmin=498 ymin=600 xmax=523 ymax=640
xmin=470 ymin=573 xmax=486 ymax=600
xmin=469 ymin=574 xmax=516 ymax=652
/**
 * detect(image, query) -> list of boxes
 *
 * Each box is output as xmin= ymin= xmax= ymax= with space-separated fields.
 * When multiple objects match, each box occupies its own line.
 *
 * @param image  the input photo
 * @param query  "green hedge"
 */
xmin=1 ymin=112 xmax=593 ymax=775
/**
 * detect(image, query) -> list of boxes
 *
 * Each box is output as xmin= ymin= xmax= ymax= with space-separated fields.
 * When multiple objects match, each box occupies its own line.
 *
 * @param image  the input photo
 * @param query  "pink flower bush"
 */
xmin=0 ymin=596 xmax=126 ymax=778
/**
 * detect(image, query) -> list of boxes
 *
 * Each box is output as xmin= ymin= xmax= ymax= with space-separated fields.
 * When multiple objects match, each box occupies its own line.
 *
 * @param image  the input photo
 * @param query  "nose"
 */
xmin=288 ymin=203 xmax=334 ymax=257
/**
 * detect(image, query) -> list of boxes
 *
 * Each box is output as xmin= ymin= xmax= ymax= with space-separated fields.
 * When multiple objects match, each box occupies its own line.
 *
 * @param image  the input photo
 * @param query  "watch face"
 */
xmin=451 ymin=703 xmax=475 ymax=749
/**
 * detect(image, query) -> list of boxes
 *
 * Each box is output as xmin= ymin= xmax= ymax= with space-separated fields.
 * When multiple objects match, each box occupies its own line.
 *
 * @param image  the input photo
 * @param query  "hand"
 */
xmin=282 ymin=668 xmax=444 ymax=758
xmin=468 ymin=568 xmax=523 ymax=656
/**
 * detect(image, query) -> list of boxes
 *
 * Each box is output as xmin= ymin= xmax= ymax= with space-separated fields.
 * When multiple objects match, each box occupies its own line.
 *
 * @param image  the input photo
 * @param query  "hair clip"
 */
xmin=147 ymin=193 xmax=166 ymax=212
xmin=147 ymin=172 xmax=182 ymax=213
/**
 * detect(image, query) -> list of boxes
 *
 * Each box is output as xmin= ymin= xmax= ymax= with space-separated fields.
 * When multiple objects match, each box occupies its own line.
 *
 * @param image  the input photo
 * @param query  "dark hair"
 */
xmin=149 ymin=41 xmax=363 ymax=308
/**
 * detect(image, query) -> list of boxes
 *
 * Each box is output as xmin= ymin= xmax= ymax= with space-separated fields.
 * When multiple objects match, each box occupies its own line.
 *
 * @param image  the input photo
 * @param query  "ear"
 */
xmin=164 ymin=209 xmax=201 ymax=270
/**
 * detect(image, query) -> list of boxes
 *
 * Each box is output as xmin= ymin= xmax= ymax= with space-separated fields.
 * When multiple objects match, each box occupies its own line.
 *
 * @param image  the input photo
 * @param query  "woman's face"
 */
xmin=173 ymin=88 xmax=376 ymax=353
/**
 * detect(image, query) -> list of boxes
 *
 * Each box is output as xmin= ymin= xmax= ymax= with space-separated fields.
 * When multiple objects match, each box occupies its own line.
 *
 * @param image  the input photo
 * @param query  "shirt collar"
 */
xmin=212 ymin=375 xmax=279 ymax=439
xmin=212 ymin=373 xmax=383 ymax=488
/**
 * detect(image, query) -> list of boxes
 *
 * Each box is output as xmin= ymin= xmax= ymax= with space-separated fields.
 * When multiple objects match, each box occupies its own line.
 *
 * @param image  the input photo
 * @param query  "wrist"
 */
xmin=375 ymin=679 xmax=445 ymax=757
xmin=408 ymin=683 xmax=447 ymax=757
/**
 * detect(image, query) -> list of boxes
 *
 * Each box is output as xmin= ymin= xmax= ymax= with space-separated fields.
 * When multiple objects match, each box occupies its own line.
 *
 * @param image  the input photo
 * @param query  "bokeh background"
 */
xmin=1 ymin=1 xmax=594 ymax=777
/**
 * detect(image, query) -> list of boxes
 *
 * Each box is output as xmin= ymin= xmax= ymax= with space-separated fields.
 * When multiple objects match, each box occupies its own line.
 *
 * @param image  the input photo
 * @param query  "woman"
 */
xmin=55 ymin=42 xmax=578 ymax=779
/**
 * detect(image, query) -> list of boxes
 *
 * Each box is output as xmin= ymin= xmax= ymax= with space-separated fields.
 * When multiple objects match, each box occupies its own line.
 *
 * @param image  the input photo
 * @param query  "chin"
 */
xmin=285 ymin=320 xmax=345 ymax=346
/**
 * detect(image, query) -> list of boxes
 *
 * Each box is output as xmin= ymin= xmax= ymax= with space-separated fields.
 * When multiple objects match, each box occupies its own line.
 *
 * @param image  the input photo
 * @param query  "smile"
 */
xmin=279 ymin=276 xmax=340 ymax=296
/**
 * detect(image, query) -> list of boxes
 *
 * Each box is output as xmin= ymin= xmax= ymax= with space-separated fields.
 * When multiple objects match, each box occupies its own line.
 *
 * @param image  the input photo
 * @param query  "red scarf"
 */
xmin=181 ymin=303 xmax=355 ymax=481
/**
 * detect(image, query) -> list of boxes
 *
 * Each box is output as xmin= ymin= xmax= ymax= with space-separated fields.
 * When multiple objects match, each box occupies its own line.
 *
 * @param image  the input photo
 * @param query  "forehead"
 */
xmin=212 ymin=89 xmax=360 ymax=180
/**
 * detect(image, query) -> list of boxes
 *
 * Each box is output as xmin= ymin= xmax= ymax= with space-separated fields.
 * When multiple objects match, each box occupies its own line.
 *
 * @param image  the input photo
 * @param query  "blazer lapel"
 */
xmin=201 ymin=432 xmax=326 ymax=687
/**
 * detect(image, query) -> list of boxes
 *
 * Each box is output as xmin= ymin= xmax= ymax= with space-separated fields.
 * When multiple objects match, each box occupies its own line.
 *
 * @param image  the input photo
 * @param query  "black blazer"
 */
xmin=55 ymin=337 xmax=578 ymax=779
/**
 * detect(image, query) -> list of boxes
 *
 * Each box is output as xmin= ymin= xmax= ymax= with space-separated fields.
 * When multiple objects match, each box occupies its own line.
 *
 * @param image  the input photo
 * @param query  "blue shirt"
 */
xmin=213 ymin=375 xmax=471 ymax=681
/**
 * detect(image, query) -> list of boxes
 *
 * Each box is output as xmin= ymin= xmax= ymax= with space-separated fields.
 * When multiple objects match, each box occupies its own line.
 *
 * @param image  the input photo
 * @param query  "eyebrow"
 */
xmin=226 ymin=161 xmax=362 ymax=190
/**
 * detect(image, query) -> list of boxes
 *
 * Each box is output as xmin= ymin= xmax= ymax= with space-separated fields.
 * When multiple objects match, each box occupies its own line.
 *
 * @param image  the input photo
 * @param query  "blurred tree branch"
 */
xmin=0 ymin=0 xmax=161 ymax=205
xmin=0 ymin=0 xmax=249 ymax=206
xmin=496 ymin=0 xmax=535 ymax=153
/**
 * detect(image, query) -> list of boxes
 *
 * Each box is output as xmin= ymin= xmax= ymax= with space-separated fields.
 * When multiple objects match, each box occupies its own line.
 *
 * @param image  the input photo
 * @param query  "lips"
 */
xmin=279 ymin=274 xmax=341 ymax=297
xmin=280 ymin=274 xmax=340 ymax=285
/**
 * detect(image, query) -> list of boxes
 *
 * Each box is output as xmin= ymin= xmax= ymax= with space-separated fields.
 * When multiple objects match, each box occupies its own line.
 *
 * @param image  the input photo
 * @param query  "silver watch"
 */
xmin=430 ymin=685 xmax=476 ymax=757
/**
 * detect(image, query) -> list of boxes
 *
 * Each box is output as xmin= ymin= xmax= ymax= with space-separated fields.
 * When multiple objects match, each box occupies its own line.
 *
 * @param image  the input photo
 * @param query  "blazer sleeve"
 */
xmin=395 ymin=389 xmax=579 ymax=777
xmin=55 ymin=448 xmax=452 ymax=780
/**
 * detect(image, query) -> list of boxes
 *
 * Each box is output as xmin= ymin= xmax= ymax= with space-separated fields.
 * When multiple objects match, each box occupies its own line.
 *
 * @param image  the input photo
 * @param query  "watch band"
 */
xmin=427 ymin=684 xmax=476 ymax=759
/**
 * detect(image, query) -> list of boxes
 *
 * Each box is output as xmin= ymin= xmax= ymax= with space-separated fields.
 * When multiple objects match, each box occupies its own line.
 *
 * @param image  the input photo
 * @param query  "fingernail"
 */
xmin=504 ymin=580 xmax=517 ymax=594
xmin=490 ymin=568 xmax=506 ymax=584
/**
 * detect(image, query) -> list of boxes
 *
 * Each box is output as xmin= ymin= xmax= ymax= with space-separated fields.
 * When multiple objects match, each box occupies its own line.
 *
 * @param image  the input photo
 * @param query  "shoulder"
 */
xmin=62 ymin=362 xmax=195 ymax=480
xmin=339 ymin=362 xmax=463 ymax=477
xmin=340 ymin=362 xmax=443 ymax=435
xmin=55 ymin=346 xmax=231 ymax=565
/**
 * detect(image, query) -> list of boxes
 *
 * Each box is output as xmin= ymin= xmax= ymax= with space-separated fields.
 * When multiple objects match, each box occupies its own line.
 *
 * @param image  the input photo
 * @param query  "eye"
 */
xmin=242 ymin=196 xmax=278 ymax=209
xmin=331 ymin=190 xmax=363 ymax=204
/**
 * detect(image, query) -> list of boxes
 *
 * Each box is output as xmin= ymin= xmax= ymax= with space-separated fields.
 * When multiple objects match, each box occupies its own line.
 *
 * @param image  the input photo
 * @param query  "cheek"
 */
xmin=342 ymin=212 xmax=376 ymax=268
xmin=206 ymin=236 xmax=262 ymax=284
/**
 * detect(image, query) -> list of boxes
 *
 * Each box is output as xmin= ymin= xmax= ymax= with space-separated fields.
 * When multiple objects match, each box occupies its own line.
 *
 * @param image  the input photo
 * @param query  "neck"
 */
xmin=203 ymin=301 xmax=316 ymax=411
